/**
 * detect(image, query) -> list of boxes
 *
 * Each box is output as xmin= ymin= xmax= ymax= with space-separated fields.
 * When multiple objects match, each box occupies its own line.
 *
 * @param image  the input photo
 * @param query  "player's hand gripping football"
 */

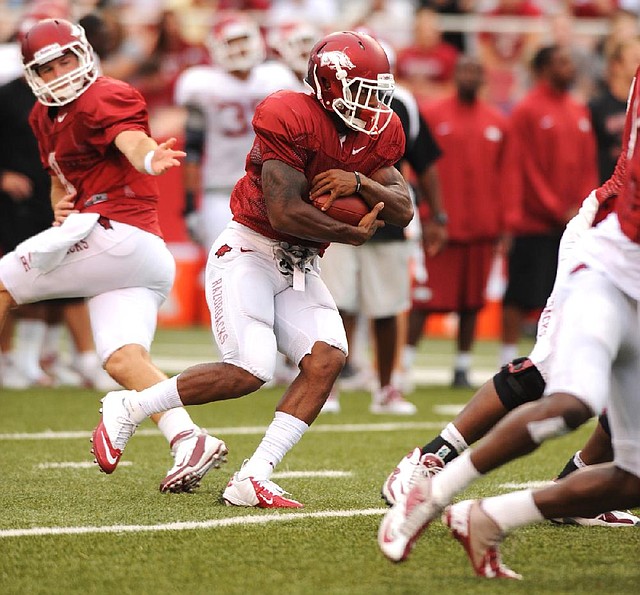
xmin=309 ymin=168 xmax=361 ymax=208
xmin=147 ymin=138 xmax=187 ymax=175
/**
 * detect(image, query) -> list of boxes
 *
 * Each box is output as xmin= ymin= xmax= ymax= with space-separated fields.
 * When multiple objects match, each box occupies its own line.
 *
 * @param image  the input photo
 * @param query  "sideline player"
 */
xmin=0 ymin=18 xmax=226 ymax=493
xmin=91 ymin=31 xmax=413 ymax=508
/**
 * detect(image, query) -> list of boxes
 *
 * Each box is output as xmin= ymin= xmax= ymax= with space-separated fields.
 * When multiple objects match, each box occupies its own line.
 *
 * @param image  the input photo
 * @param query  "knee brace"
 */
xmin=493 ymin=357 xmax=546 ymax=411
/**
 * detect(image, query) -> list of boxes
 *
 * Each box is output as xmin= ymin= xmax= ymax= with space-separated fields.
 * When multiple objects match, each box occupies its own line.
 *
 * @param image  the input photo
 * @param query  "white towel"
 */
xmin=15 ymin=213 xmax=100 ymax=273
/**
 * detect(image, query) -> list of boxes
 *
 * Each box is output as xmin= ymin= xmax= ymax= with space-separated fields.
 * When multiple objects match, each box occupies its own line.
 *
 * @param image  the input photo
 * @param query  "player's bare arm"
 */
xmin=263 ymin=159 xmax=383 ymax=246
xmin=310 ymin=166 xmax=413 ymax=228
xmin=114 ymin=131 xmax=186 ymax=176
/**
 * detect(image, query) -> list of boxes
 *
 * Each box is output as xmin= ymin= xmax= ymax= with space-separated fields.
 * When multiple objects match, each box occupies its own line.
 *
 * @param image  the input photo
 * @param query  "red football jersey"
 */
xmin=29 ymin=76 xmax=162 ymax=237
xmin=230 ymin=90 xmax=405 ymax=248
xmin=615 ymin=71 xmax=640 ymax=243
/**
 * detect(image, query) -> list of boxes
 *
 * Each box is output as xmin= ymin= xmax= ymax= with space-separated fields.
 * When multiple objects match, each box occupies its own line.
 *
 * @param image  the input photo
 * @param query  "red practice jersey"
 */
xmin=29 ymin=76 xmax=162 ymax=237
xmin=423 ymin=95 xmax=515 ymax=241
xmin=508 ymin=81 xmax=598 ymax=235
xmin=230 ymin=90 xmax=405 ymax=248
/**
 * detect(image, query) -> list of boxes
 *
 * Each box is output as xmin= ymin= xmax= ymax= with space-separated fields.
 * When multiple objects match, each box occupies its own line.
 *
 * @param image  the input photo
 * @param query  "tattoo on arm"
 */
xmin=262 ymin=160 xmax=308 ymax=209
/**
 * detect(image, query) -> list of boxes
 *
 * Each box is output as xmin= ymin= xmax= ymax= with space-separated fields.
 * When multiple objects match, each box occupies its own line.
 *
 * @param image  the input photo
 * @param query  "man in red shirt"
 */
xmin=91 ymin=31 xmax=414 ymax=508
xmin=0 ymin=18 xmax=227 ymax=494
xmin=501 ymin=45 xmax=598 ymax=367
xmin=408 ymin=56 xmax=516 ymax=388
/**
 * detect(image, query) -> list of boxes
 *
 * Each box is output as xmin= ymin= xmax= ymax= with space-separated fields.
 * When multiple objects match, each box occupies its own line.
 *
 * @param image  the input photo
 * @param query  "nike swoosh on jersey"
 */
xmin=57 ymin=113 xmax=68 ymax=123
xmin=352 ymin=146 xmax=366 ymax=155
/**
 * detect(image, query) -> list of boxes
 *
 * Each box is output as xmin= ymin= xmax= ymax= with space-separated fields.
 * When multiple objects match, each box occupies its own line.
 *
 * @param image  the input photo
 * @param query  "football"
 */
xmin=312 ymin=193 xmax=371 ymax=226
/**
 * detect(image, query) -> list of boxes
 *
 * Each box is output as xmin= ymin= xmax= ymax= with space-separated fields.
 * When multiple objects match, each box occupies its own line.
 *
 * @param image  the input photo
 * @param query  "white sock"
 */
xmin=76 ymin=351 xmax=100 ymax=377
xmin=238 ymin=411 xmax=309 ymax=480
xmin=14 ymin=319 xmax=47 ymax=380
xmin=481 ymin=489 xmax=544 ymax=533
xmin=431 ymin=450 xmax=481 ymax=507
xmin=402 ymin=345 xmax=416 ymax=371
xmin=156 ymin=407 xmax=199 ymax=448
xmin=128 ymin=376 xmax=183 ymax=423
xmin=454 ymin=352 xmax=471 ymax=371
xmin=441 ymin=422 xmax=469 ymax=454
xmin=500 ymin=344 xmax=518 ymax=367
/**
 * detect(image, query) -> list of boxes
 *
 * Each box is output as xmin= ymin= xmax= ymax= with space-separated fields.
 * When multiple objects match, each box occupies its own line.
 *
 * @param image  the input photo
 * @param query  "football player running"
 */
xmin=175 ymin=13 xmax=299 ymax=252
xmin=378 ymin=69 xmax=640 ymax=577
xmin=92 ymin=31 xmax=413 ymax=508
xmin=0 ymin=18 xmax=228 ymax=494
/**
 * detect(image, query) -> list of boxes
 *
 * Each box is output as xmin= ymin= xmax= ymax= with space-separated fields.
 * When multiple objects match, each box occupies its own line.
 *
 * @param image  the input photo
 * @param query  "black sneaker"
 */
xmin=452 ymin=369 xmax=472 ymax=388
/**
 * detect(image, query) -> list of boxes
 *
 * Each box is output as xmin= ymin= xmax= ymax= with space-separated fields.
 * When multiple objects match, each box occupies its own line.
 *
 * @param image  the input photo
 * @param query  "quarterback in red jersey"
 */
xmin=92 ymin=31 xmax=413 ymax=508
xmin=0 ymin=19 xmax=228 ymax=493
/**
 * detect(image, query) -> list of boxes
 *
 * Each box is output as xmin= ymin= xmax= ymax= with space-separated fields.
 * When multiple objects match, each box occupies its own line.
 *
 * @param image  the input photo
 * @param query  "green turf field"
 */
xmin=1 ymin=330 xmax=638 ymax=594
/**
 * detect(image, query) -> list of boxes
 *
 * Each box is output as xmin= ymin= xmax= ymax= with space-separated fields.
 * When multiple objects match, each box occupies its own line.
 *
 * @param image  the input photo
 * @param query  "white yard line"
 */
xmin=36 ymin=461 xmax=133 ymax=469
xmin=0 ymin=508 xmax=387 ymax=538
xmin=0 ymin=421 xmax=445 ymax=441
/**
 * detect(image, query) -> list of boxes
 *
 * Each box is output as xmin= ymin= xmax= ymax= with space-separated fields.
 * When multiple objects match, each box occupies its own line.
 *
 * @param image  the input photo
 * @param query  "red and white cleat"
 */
xmin=160 ymin=429 xmax=228 ymax=493
xmin=443 ymin=499 xmax=522 ymax=580
xmin=90 ymin=391 xmax=139 ymax=474
xmin=223 ymin=466 xmax=303 ymax=508
xmin=552 ymin=509 xmax=640 ymax=527
xmin=378 ymin=475 xmax=443 ymax=562
xmin=382 ymin=447 xmax=444 ymax=506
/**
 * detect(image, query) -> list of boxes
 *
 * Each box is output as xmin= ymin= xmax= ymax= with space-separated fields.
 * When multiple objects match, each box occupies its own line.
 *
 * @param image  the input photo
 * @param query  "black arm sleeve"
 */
xmin=184 ymin=104 xmax=205 ymax=164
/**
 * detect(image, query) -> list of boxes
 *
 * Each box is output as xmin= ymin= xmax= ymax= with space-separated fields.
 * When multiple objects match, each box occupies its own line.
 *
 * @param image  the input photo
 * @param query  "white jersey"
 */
xmin=174 ymin=61 xmax=299 ymax=191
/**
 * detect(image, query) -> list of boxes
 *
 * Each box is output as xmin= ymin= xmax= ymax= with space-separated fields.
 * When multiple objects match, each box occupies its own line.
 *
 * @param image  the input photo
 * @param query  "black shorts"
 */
xmin=503 ymin=234 xmax=561 ymax=310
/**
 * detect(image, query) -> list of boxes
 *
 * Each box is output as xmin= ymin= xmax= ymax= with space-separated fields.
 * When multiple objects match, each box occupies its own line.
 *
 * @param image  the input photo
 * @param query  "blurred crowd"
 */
xmin=2 ymin=2 xmax=640 ymax=122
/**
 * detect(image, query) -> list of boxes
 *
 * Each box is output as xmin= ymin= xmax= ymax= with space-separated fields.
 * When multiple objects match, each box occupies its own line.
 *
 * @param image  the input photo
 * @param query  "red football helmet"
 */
xmin=267 ymin=21 xmax=317 ymax=76
xmin=207 ymin=14 xmax=266 ymax=73
xmin=21 ymin=18 xmax=97 ymax=107
xmin=305 ymin=31 xmax=395 ymax=136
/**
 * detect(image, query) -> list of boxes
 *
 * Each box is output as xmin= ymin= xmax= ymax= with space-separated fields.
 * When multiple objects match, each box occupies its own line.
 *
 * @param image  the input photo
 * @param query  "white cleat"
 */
xmin=378 ymin=475 xmax=443 ymax=562
xmin=382 ymin=447 xmax=444 ymax=506
xmin=552 ymin=509 xmax=640 ymax=527
xmin=160 ymin=429 xmax=228 ymax=493
xmin=443 ymin=499 xmax=522 ymax=580
xmin=90 ymin=390 xmax=139 ymax=474
xmin=370 ymin=385 xmax=417 ymax=415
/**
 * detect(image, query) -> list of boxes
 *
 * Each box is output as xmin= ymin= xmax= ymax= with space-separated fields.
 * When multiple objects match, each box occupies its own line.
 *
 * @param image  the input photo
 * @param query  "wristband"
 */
xmin=144 ymin=149 xmax=156 ymax=175
xmin=354 ymin=171 xmax=362 ymax=194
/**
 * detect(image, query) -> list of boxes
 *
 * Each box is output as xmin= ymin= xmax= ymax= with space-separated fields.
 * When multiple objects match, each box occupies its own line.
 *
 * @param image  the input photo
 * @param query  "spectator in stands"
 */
xmin=500 ymin=45 xmax=598 ymax=366
xmin=569 ymin=0 xmax=617 ymax=17
xmin=477 ymin=0 xmax=544 ymax=113
xmin=396 ymin=7 xmax=460 ymax=104
xmin=404 ymin=57 xmax=515 ymax=389
xmin=418 ymin=0 xmax=473 ymax=52
xmin=590 ymin=37 xmax=640 ymax=183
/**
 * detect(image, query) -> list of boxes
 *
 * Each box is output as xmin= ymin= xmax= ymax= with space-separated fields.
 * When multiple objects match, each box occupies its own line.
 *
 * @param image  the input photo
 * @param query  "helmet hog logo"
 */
xmin=320 ymin=50 xmax=355 ymax=72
